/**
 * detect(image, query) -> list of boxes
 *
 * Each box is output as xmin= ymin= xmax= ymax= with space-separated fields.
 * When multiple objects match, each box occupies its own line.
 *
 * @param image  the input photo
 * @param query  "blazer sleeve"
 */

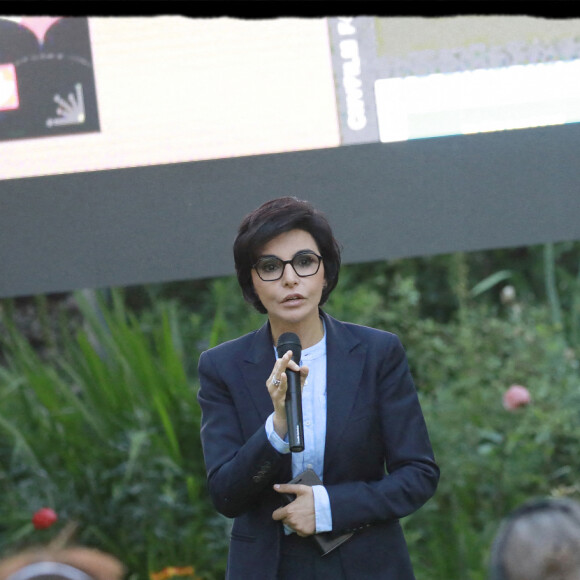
xmin=326 ymin=333 xmax=439 ymax=533
xmin=197 ymin=348 xmax=289 ymax=518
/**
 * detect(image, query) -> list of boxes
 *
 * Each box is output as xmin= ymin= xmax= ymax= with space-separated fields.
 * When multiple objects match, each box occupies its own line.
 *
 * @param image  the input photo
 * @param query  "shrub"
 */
xmin=1 ymin=243 xmax=579 ymax=579
xmin=0 ymin=289 xmax=228 ymax=579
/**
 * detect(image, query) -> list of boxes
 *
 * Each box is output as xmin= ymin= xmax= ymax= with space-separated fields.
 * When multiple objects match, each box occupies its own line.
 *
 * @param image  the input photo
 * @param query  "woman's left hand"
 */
xmin=272 ymin=484 xmax=316 ymax=537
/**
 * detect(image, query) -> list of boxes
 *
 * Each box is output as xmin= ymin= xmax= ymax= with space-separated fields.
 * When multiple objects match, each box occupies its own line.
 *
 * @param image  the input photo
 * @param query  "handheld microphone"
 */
xmin=276 ymin=332 xmax=304 ymax=452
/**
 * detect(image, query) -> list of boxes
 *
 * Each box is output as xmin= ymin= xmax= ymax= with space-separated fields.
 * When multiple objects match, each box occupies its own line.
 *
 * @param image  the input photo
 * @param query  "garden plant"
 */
xmin=0 ymin=242 xmax=579 ymax=579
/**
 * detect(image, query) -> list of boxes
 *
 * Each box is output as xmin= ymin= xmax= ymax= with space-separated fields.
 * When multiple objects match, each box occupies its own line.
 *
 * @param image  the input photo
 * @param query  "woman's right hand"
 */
xmin=267 ymin=350 xmax=308 ymax=440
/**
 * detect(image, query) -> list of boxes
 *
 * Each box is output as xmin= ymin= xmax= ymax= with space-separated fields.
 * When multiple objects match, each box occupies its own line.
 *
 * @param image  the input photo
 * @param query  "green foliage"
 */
xmin=0 ymin=289 xmax=228 ymax=580
xmin=1 ymin=241 xmax=579 ymax=579
xmin=404 ymin=303 xmax=580 ymax=579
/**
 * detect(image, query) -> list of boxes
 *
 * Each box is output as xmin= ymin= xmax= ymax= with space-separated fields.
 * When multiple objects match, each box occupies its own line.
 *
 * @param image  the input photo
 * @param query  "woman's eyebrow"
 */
xmin=258 ymin=248 xmax=315 ymax=258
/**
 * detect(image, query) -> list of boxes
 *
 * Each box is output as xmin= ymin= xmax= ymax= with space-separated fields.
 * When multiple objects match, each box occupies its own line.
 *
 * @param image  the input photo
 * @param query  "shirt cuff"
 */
xmin=312 ymin=485 xmax=333 ymax=533
xmin=265 ymin=413 xmax=290 ymax=454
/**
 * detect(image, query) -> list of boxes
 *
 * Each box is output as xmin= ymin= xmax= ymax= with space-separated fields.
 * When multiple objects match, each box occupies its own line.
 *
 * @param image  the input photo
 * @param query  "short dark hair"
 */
xmin=233 ymin=197 xmax=342 ymax=313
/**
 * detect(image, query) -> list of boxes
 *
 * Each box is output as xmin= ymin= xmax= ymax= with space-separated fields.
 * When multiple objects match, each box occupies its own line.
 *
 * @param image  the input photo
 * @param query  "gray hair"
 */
xmin=489 ymin=497 xmax=580 ymax=580
xmin=7 ymin=562 xmax=93 ymax=580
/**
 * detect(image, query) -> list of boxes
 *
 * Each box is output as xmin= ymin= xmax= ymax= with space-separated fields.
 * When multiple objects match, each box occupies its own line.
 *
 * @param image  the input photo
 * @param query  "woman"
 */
xmin=197 ymin=197 xmax=439 ymax=579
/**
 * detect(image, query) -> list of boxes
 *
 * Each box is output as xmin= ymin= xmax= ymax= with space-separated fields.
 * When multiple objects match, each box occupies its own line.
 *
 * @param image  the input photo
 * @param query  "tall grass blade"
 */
xmin=470 ymin=270 xmax=512 ymax=297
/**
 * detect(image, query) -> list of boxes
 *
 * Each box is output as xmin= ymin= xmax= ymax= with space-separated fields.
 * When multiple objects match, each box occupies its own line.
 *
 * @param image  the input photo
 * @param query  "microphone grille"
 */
xmin=276 ymin=332 xmax=302 ymax=361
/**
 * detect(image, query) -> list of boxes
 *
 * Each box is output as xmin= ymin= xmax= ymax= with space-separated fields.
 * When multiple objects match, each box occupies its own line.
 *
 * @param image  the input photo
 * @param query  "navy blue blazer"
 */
xmin=197 ymin=311 xmax=439 ymax=579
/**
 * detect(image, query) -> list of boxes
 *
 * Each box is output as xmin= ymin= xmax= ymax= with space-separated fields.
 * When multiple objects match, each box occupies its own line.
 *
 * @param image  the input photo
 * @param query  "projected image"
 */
xmin=328 ymin=17 xmax=580 ymax=144
xmin=0 ymin=16 xmax=100 ymax=142
xmin=375 ymin=59 xmax=580 ymax=142
xmin=1 ymin=15 xmax=580 ymax=181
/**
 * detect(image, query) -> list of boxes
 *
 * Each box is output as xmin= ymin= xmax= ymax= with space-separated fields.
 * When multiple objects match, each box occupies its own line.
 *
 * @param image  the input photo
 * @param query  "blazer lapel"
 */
xmin=322 ymin=312 xmax=366 ymax=471
xmin=240 ymin=320 xmax=278 ymax=424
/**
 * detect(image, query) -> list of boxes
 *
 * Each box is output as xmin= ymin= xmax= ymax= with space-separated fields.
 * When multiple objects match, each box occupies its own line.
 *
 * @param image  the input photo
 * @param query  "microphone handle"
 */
xmin=285 ymin=368 xmax=304 ymax=452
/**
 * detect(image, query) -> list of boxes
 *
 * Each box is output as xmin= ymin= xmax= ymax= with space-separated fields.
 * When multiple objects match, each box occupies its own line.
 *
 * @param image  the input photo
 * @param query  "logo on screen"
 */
xmin=0 ymin=16 xmax=100 ymax=142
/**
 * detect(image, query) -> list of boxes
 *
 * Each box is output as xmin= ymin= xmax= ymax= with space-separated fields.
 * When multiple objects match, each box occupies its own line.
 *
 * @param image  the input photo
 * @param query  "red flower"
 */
xmin=503 ymin=385 xmax=531 ymax=411
xmin=32 ymin=507 xmax=58 ymax=530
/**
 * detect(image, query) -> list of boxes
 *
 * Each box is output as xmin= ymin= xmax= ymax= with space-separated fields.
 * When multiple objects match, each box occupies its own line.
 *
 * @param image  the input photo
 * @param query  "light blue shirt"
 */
xmin=265 ymin=325 xmax=332 ymax=533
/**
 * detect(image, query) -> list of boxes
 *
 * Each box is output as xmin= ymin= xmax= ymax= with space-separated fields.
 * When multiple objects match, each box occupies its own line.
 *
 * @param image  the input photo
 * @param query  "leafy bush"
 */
xmin=1 ymin=243 xmax=579 ymax=579
xmin=0 ymin=290 xmax=228 ymax=579
xmin=403 ymin=303 xmax=580 ymax=580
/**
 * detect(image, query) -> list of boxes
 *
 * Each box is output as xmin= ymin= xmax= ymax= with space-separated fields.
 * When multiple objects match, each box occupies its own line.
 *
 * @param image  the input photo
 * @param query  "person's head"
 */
xmin=0 ymin=547 xmax=124 ymax=580
xmin=233 ymin=197 xmax=341 ymax=314
xmin=0 ymin=523 xmax=125 ymax=580
xmin=488 ymin=497 xmax=580 ymax=580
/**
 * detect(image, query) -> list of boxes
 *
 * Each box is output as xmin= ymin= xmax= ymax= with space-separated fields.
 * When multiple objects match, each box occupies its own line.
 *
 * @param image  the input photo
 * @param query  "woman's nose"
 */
xmin=280 ymin=262 xmax=299 ymax=284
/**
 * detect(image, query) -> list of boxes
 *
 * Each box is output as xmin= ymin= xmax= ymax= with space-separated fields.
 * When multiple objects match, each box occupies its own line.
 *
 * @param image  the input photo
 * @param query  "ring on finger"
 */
xmin=272 ymin=377 xmax=281 ymax=387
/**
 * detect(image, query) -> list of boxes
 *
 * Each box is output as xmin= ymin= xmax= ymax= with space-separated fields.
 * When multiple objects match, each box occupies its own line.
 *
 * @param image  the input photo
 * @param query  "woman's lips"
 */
xmin=282 ymin=294 xmax=304 ymax=304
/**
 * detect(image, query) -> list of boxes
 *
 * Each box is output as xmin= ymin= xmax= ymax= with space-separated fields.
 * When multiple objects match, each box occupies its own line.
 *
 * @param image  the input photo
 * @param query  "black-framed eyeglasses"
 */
xmin=253 ymin=251 xmax=323 ymax=281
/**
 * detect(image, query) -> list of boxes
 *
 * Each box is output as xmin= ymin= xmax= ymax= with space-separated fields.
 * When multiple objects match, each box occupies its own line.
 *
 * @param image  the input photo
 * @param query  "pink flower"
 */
xmin=32 ymin=507 xmax=58 ymax=530
xmin=503 ymin=385 xmax=531 ymax=411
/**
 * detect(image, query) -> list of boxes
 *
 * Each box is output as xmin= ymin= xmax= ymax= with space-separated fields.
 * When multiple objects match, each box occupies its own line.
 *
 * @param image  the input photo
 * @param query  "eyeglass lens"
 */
xmin=255 ymin=252 xmax=321 ymax=281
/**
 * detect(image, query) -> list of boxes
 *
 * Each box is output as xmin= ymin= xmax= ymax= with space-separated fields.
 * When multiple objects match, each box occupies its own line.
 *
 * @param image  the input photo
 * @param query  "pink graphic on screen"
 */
xmin=17 ymin=17 xmax=62 ymax=45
